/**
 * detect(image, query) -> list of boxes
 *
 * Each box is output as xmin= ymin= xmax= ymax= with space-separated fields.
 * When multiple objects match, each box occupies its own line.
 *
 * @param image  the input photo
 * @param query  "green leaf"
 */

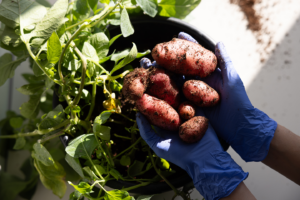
xmin=120 ymin=155 xmax=131 ymax=166
xmin=27 ymin=0 xmax=69 ymax=44
xmin=111 ymin=49 xmax=129 ymax=62
xmin=110 ymin=81 xmax=122 ymax=92
xmin=137 ymin=50 xmax=151 ymax=58
xmin=69 ymin=181 xmax=92 ymax=195
xmin=94 ymin=164 xmax=107 ymax=175
xmin=13 ymin=137 xmax=26 ymax=150
xmin=0 ymin=0 xmax=48 ymax=29
xmin=73 ymin=0 xmax=91 ymax=21
xmin=104 ymin=190 xmax=132 ymax=200
xmin=109 ymin=168 xmax=123 ymax=180
xmin=0 ymin=172 xmax=28 ymax=200
xmin=9 ymin=117 xmax=23 ymax=128
xmin=68 ymin=59 xmax=81 ymax=71
xmin=136 ymin=0 xmax=158 ymax=17
xmin=1 ymin=26 xmax=22 ymax=47
xmin=39 ymin=104 xmax=65 ymax=130
xmin=87 ymin=61 xmax=95 ymax=79
xmin=82 ymin=42 xmax=99 ymax=62
xmin=157 ymin=0 xmax=201 ymax=19
xmin=158 ymin=158 xmax=170 ymax=170
xmin=0 ymin=53 xmax=27 ymax=86
xmin=65 ymin=134 xmax=98 ymax=159
xmin=20 ymin=93 xmax=42 ymax=119
xmin=69 ymin=191 xmax=83 ymax=200
xmin=33 ymin=143 xmax=55 ymax=166
xmin=33 ymin=157 xmax=66 ymax=198
xmin=17 ymin=83 xmax=44 ymax=95
xmin=128 ymin=160 xmax=144 ymax=177
xmin=109 ymin=34 xmax=122 ymax=47
xmin=88 ymin=0 xmax=98 ymax=12
xmin=83 ymin=166 xmax=98 ymax=180
xmin=110 ymin=43 xmax=137 ymax=74
xmin=120 ymin=8 xmax=134 ymax=37
xmin=32 ymin=62 xmax=44 ymax=76
xmin=100 ymin=0 xmax=110 ymax=4
xmin=94 ymin=110 xmax=112 ymax=126
xmin=89 ymin=32 xmax=109 ymax=59
xmin=137 ymin=195 xmax=154 ymax=200
xmin=65 ymin=154 xmax=85 ymax=178
xmin=94 ymin=125 xmax=111 ymax=141
xmin=47 ymin=32 xmax=62 ymax=64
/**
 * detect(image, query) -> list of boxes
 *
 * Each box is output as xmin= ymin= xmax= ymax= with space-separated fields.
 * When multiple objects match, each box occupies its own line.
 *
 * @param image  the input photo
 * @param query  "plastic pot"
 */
xmin=55 ymin=16 xmax=229 ymax=195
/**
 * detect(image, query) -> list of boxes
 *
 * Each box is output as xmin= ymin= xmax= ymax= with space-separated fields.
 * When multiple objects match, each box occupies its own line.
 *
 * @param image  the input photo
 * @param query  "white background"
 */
xmin=1 ymin=0 xmax=300 ymax=199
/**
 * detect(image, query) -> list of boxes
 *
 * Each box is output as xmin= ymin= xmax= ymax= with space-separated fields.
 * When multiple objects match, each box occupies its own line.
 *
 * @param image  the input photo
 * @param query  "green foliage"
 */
xmin=120 ymin=8 xmax=134 ymax=37
xmin=136 ymin=0 xmax=158 ymax=17
xmin=104 ymin=190 xmax=132 ymax=200
xmin=65 ymin=134 xmax=98 ymax=159
xmin=47 ymin=32 xmax=62 ymax=64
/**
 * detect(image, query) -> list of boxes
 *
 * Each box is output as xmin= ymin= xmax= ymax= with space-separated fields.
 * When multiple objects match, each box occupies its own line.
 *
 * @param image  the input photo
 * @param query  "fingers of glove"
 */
xmin=199 ymin=68 xmax=223 ymax=93
xmin=215 ymin=42 xmax=241 ymax=86
xmin=178 ymin=32 xmax=198 ymax=44
xmin=140 ymin=57 xmax=152 ymax=69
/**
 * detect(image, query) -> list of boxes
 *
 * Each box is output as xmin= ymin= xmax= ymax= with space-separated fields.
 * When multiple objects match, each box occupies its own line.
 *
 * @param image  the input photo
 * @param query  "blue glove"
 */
xmin=136 ymin=109 xmax=248 ymax=200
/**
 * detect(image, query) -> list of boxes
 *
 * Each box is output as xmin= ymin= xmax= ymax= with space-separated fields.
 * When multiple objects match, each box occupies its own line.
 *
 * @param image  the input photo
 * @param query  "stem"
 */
xmin=113 ymin=137 xmax=142 ymax=159
xmin=72 ymin=46 xmax=87 ymax=107
xmin=114 ymin=134 xmax=131 ymax=140
xmin=85 ymin=81 xmax=97 ymax=121
xmin=148 ymin=150 xmax=189 ymax=200
xmin=118 ymin=113 xmax=136 ymax=122
xmin=93 ymin=133 xmax=114 ymax=167
xmin=73 ymin=80 xmax=94 ymax=85
xmin=122 ymin=181 xmax=150 ymax=191
xmin=38 ymin=129 xmax=65 ymax=144
xmin=0 ymin=120 xmax=70 ymax=139
xmin=110 ymin=70 xmax=130 ymax=81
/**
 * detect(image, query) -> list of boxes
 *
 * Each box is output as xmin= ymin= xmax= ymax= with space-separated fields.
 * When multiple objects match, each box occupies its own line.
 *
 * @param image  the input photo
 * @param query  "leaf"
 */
xmin=39 ymin=104 xmax=65 ymax=130
xmin=94 ymin=164 xmax=107 ymax=175
xmin=17 ymin=83 xmax=44 ymax=95
xmin=65 ymin=134 xmax=98 ymax=159
xmin=68 ymin=59 xmax=81 ymax=71
xmin=111 ymin=49 xmax=130 ymax=62
xmin=120 ymin=155 xmax=131 ymax=166
xmin=157 ymin=0 xmax=201 ymax=19
xmin=73 ymin=0 xmax=91 ymax=21
xmin=94 ymin=125 xmax=111 ymax=141
xmin=94 ymin=110 xmax=112 ymax=126
xmin=88 ymin=0 xmax=98 ymax=12
xmin=0 ymin=53 xmax=27 ymax=86
xmin=33 ymin=143 xmax=55 ymax=166
xmin=82 ymin=42 xmax=99 ymax=62
xmin=89 ymin=32 xmax=109 ymax=59
xmin=83 ymin=166 xmax=98 ymax=180
xmin=69 ymin=191 xmax=83 ymax=200
xmin=87 ymin=61 xmax=95 ymax=79
xmin=0 ymin=0 xmax=48 ymax=29
xmin=158 ymin=158 xmax=170 ymax=170
xmin=109 ymin=168 xmax=123 ymax=180
xmin=1 ymin=25 xmax=22 ymax=47
xmin=137 ymin=195 xmax=154 ymax=200
xmin=104 ymin=190 xmax=132 ymax=200
xmin=69 ymin=181 xmax=92 ymax=195
xmin=20 ymin=93 xmax=42 ymax=119
xmin=13 ymin=137 xmax=26 ymax=150
xmin=65 ymin=154 xmax=85 ymax=177
xmin=136 ymin=0 xmax=158 ymax=17
xmin=27 ymin=0 xmax=69 ymax=44
xmin=0 ymin=172 xmax=28 ymax=200
xmin=128 ymin=160 xmax=144 ymax=177
xmin=110 ymin=43 xmax=137 ymax=74
xmin=120 ymin=8 xmax=134 ymax=37
xmin=109 ymin=34 xmax=122 ymax=46
xmin=9 ymin=117 xmax=23 ymax=128
xmin=33 ymin=157 xmax=66 ymax=198
xmin=47 ymin=32 xmax=62 ymax=64
xmin=32 ymin=62 xmax=44 ymax=76
xmin=137 ymin=50 xmax=151 ymax=58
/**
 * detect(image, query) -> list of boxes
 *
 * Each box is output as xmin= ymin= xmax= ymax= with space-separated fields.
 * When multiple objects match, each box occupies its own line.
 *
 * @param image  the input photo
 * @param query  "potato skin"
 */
xmin=122 ymin=68 xmax=148 ymax=101
xmin=183 ymin=80 xmax=220 ymax=107
xmin=179 ymin=116 xmax=208 ymax=143
xmin=152 ymin=38 xmax=217 ymax=78
xmin=136 ymin=94 xmax=181 ymax=131
xmin=178 ymin=101 xmax=196 ymax=120
xmin=147 ymin=68 xmax=180 ymax=108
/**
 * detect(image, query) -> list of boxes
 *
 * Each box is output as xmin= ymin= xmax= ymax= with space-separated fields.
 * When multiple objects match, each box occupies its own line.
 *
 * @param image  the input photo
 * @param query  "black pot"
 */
xmin=56 ymin=16 xmax=230 ymax=195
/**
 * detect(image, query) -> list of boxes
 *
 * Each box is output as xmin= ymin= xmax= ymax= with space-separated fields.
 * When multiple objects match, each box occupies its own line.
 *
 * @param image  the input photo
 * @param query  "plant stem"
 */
xmin=85 ymin=81 xmax=97 ymax=121
xmin=0 ymin=120 xmax=70 ymax=139
xmin=148 ymin=150 xmax=189 ymax=200
xmin=72 ymin=46 xmax=87 ymax=107
xmin=113 ymin=134 xmax=131 ymax=140
xmin=113 ymin=137 xmax=142 ymax=159
xmin=93 ymin=133 xmax=114 ymax=167
xmin=38 ymin=129 xmax=65 ymax=144
xmin=122 ymin=181 xmax=150 ymax=191
xmin=118 ymin=113 xmax=136 ymax=122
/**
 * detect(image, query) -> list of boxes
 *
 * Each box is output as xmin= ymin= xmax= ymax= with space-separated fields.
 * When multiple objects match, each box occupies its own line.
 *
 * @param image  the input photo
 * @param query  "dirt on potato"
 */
xmin=179 ymin=116 xmax=209 ymax=143
xmin=178 ymin=101 xmax=196 ymax=120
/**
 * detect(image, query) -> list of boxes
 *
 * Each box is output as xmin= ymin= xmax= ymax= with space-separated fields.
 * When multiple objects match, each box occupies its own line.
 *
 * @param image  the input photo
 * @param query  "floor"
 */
xmin=1 ymin=0 xmax=300 ymax=199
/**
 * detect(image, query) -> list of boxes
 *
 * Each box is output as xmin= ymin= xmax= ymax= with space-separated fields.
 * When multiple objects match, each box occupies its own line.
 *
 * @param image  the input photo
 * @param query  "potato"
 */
xmin=136 ymin=94 xmax=181 ymax=131
xmin=178 ymin=101 xmax=196 ymax=120
xmin=179 ymin=116 xmax=208 ymax=143
xmin=147 ymin=68 xmax=180 ymax=108
xmin=183 ymin=80 xmax=220 ymax=107
xmin=152 ymin=38 xmax=217 ymax=78
xmin=122 ymin=68 xmax=148 ymax=101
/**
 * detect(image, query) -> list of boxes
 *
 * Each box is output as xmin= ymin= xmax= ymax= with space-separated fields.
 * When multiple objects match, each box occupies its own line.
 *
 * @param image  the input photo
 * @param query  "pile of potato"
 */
xmin=122 ymin=38 xmax=219 ymax=143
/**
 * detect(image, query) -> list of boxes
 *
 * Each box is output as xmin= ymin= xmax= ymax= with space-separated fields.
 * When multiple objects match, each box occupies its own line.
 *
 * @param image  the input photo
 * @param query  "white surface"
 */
xmin=2 ymin=0 xmax=300 ymax=199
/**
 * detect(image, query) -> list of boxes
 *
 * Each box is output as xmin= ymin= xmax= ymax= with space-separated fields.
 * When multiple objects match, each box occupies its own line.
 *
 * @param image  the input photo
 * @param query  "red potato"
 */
xmin=152 ymin=38 xmax=217 ymax=78
xmin=122 ymin=68 xmax=148 ymax=101
xmin=147 ymin=68 xmax=180 ymax=108
xmin=179 ymin=116 xmax=208 ymax=143
xmin=136 ymin=94 xmax=181 ymax=131
xmin=183 ymin=80 xmax=220 ymax=107
xmin=178 ymin=101 xmax=196 ymax=120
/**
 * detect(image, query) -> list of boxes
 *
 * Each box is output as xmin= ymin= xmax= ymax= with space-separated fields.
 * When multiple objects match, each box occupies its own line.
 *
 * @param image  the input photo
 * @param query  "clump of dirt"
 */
xmin=230 ymin=0 xmax=262 ymax=32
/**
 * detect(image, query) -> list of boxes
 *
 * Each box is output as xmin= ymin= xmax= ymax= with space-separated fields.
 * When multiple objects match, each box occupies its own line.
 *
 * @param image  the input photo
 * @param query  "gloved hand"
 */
xmin=136 ymin=109 xmax=248 ymax=200
xmin=200 ymin=42 xmax=277 ymax=162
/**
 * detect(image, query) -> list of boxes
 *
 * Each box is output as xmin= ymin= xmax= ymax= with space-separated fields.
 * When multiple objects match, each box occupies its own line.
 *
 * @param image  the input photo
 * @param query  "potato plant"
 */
xmin=0 ymin=0 xmax=202 ymax=200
